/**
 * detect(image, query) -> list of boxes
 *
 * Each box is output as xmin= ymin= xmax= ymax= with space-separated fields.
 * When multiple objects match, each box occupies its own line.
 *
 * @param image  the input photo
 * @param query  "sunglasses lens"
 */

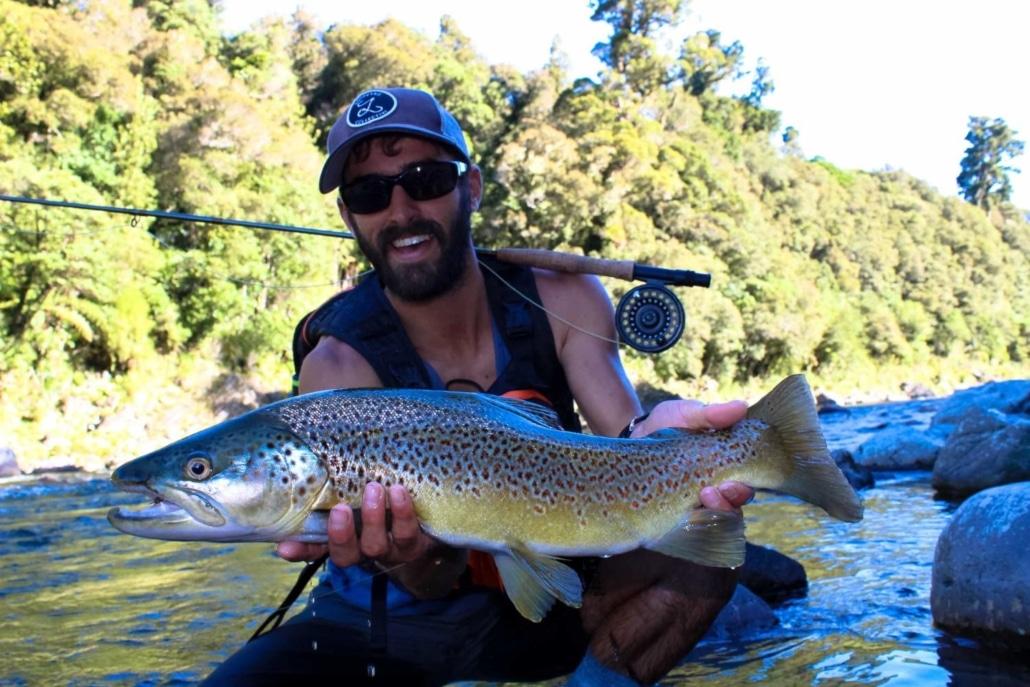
xmin=341 ymin=161 xmax=464 ymax=214
xmin=341 ymin=178 xmax=391 ymax=214
xmin=401 ymin=162 xmax=460 ymax=201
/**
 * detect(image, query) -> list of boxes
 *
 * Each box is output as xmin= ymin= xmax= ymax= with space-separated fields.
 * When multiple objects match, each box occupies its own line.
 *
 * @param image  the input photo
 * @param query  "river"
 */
xmin=1 ymin=397 xmax=1028 ymax=685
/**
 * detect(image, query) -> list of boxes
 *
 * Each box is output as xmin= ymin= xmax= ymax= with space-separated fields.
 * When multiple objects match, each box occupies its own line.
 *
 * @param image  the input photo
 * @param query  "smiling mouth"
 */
xmin=391 ymin=234 xmax=432 ymax=250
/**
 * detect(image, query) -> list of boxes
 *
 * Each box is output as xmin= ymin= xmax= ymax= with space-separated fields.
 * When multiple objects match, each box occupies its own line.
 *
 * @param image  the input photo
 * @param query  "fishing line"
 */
xmin=477 ymin=258 xmax=623 ymax=348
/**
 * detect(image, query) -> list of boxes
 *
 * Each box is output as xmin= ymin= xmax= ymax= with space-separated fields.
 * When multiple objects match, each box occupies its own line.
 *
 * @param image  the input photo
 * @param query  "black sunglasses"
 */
xmin=340 ymin=160 xmax=469 ymax=214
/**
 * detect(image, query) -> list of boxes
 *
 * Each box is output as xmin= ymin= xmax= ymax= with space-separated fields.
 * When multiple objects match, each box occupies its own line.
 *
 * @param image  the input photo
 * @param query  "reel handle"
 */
xmin=488 ymin=247 xmax=710 ymax=287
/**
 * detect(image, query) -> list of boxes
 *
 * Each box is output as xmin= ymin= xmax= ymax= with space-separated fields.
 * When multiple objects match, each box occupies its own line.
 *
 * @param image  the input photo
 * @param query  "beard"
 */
xmin=354 ymin=201 xmax=472 ymax=303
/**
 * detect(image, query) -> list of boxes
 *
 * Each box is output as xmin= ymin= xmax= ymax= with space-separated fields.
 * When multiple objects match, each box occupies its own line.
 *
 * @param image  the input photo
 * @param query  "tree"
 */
xmin=589 ymin=0 xmax=684 ymax=95
xmin=677 ymin=30 xmax=744 ymax=96
xmin=957 ymin=116 xmax=1024 ymax=209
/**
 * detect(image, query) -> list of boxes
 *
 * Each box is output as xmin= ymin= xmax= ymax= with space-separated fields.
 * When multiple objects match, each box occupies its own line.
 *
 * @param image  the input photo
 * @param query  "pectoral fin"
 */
xmin=646 ymin=508 xmax=746 ymax=568
xmin=493 ymin=543 xmax=583 ymax=622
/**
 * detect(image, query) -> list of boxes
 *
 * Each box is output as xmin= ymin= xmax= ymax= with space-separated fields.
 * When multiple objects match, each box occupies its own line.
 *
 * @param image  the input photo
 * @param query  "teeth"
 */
xmin=392 ymin=235 xmax=429 ymax=249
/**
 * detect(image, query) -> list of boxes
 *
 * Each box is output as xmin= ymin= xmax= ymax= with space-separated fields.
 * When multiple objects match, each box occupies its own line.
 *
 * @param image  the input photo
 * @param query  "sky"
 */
xmin=218 ymin=0 xmax=1030 ymax=210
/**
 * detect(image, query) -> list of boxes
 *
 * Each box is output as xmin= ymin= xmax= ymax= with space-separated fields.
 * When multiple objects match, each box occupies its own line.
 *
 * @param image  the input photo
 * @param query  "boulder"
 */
xmin=0 ymin=447 xmax=21 ymax=477
xmin=816 ymin=393 xmax=848 ymax=415
xmin=831 ymin=448 xmax=875 ymax=489
xmin=901 ymin=381 xmax=935 ymax=400
xmin=739 ymin=543 xmax=808 ymax=602
xmin=853 ymin=427 xmax=943 ymax=470
xmin=931 ymin=482 xmax=1030 ymax=646
xmin=930 ymin=379 xmax=1030 ymax=436
xmin=705 ymin=584 xmax=779 ymax=640
xmin=932 ymin=407 xmax=1030 ymax=497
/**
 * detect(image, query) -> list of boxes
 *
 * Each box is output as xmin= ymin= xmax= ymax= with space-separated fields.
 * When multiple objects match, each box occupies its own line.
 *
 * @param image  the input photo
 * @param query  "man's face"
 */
xmin=339 ymin=137 xmax=479 ymax=302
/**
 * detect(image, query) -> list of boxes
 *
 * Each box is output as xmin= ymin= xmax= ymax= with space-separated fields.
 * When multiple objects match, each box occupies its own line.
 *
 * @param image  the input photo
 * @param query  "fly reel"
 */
xmin=484 ymin=248 xmax=711 ymax=355
xmin=616 ymin=283 xmax=686 ymax=353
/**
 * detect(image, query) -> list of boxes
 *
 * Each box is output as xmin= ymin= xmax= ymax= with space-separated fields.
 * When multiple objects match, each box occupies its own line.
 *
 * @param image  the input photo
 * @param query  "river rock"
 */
xmin=0 ymin=447 xmax=21 ymax=477
xmin=853 ymin=427 xmax=943 ymax=470
xmin=831 ymin=448 xmax=875 ymax=489
xmin=930 ymin=379 xmax=1030 ymax=437
xmin=739 ymin=543 xmax=808 ymax=602
xmin=931 ymin=407 xmax=1030 ymax=497
xmin=931 ymin=482 xmax=1030 ymax=646
xmin=901 ymin=381 xmax=935 ymax=400
xmin=705 ymin=584 xmax=779 ymax=640
xmin=816 ymin=393 xmax=848 ymax=415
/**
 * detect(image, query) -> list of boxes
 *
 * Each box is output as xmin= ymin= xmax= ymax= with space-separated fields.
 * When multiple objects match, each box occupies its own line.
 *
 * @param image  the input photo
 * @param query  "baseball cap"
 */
xmin=318 ymin=87 xmax=470 ymax=194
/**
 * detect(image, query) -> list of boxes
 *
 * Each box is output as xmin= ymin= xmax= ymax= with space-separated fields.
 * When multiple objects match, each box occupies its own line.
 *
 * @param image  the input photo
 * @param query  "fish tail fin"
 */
xmin=748 ymin=375 xmax=863 ymax=522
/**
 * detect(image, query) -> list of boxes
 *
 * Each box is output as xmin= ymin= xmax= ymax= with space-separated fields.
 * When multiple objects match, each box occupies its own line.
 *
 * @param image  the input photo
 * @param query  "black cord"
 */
xmin=249 ymin=552 xmax=330 ymax=642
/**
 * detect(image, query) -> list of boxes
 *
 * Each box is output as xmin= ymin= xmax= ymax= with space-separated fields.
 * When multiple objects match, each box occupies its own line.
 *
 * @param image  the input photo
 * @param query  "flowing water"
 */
xmin=1 ymin=398 xmax=1028 ymax=686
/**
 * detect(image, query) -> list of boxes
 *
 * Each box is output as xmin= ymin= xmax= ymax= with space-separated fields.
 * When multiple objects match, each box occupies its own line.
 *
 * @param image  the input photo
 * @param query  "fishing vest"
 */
xmin=291 ymin=254 xmax=582 ymax=432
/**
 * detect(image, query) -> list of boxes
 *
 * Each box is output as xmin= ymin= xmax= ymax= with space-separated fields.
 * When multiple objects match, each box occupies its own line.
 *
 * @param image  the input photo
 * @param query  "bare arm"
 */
xmin=533 ymin=270 xmax=641 ymax=436
xmin=278 ymin=336 xmax=467 ymax=598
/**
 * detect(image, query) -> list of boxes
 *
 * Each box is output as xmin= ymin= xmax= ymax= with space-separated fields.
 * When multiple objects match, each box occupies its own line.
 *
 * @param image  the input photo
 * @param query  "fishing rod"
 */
xmin=0 ymin=194 xmax=712 ymax=352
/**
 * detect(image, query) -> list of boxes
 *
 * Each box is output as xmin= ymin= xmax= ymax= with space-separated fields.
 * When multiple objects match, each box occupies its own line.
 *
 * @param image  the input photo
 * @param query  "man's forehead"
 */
xmin=343 ymin=134 xmax=450 ymax=176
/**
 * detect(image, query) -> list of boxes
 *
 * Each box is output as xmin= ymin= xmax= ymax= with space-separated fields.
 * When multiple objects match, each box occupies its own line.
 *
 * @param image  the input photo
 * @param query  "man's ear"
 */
xmin=467 ymin=164 xmax=483 ymax=212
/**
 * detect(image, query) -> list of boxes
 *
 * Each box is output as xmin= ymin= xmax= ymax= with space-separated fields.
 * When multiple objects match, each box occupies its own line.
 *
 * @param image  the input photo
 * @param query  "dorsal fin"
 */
xmin=470 ymin=393 xmax=564 ymax=430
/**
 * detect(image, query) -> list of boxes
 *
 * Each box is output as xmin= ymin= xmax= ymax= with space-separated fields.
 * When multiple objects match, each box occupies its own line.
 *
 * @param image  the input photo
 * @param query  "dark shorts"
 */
xmin=203 ymin=578 xmax=589 ymax=686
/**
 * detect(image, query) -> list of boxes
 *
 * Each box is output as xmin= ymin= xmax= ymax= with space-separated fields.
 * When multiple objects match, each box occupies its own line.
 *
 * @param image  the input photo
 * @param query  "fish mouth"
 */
xmin=107 ymin=483 xmax=235 ymax=540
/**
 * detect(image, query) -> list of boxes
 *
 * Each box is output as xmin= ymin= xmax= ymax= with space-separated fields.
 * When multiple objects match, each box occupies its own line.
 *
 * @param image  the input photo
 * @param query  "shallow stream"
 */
xmin=1 ymin=398 xmax=1028 ymax=685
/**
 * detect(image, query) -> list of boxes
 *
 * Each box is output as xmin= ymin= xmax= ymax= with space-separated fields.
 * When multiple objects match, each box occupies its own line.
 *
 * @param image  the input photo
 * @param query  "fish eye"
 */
xmin=185 ymin=456 xmax=213 ymax=480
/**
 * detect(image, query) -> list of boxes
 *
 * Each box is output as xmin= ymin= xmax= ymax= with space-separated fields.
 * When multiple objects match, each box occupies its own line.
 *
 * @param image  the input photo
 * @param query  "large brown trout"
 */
xmin=108 ymin=374 xmax=861 ymax=621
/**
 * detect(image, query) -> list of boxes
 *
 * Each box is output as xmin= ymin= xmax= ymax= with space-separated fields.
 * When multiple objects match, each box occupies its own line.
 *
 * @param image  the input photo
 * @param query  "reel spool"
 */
xmin=615 ymin=283 xmax=686 ymax=353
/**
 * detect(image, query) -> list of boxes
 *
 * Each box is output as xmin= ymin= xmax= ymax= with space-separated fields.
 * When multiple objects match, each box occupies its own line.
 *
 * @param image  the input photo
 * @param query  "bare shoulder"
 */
xmin=532 ymin=268 xmax=615 ymax=351
xmin=298 ymin=336 xmax=382 ymax=394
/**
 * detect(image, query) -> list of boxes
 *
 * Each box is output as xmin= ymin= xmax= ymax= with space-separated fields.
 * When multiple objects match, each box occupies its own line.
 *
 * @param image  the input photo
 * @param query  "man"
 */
xmin=205 ymin=87 xmax=752 ymax=686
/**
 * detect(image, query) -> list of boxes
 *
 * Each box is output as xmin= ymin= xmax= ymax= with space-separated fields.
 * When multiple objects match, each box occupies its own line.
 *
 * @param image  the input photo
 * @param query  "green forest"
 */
xmin=1 ymin=0 xmax=1027 ymax=470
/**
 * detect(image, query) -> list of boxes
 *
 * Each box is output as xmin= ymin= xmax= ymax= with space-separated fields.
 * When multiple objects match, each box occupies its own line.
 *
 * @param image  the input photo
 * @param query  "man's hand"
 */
xmin=277 ymin=482 xmax=435 ymax=566
xmin=632 ymin=398 xmax=755 ymax=511
xmin=276 ymin=482 xmax=466 ymax=599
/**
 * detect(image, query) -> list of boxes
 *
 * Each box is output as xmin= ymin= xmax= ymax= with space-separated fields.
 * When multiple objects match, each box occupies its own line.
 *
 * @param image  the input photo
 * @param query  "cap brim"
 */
xmin=318 ymin=125 xmax=470 ymax=194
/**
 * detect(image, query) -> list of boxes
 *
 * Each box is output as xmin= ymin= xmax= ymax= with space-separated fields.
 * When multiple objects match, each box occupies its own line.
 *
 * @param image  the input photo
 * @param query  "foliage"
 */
xmin=0 ymin=0 xmax=1027 ymax=469
xmin=956 ymin=116 xmax=1024 ymax=209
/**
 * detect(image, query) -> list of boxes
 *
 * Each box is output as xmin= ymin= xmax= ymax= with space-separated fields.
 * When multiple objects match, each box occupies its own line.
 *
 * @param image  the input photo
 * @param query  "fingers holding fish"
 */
xmin=276 ymin=540 xmax=328 ymax=563
xmin=699 ymin=481 xmax=754 ymax=516
xmin=358 ymin=482 xmax=390 ymax=559
xmin=387 ymin=485 xmax=426 ymax=559
xmin=633 ymin=398 xmax=748 ymax=436
xmin=328 ymin=503 xmax=361 ymax=567
xmin=325 ymin=482 xmax=436 ymax=569
xmin=698 ymin=400 xmax=749 ymax=429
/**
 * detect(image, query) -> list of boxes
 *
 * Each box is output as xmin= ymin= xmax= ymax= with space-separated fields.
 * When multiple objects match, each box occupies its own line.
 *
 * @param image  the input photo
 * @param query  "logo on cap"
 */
xmin=347 ymin=90 xmax=398 ymax=128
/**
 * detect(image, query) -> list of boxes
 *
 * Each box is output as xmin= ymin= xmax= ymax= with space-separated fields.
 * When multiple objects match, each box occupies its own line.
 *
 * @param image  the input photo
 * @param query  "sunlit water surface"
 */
xmin=1 ymin=398 xmax=1028 ymax=685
